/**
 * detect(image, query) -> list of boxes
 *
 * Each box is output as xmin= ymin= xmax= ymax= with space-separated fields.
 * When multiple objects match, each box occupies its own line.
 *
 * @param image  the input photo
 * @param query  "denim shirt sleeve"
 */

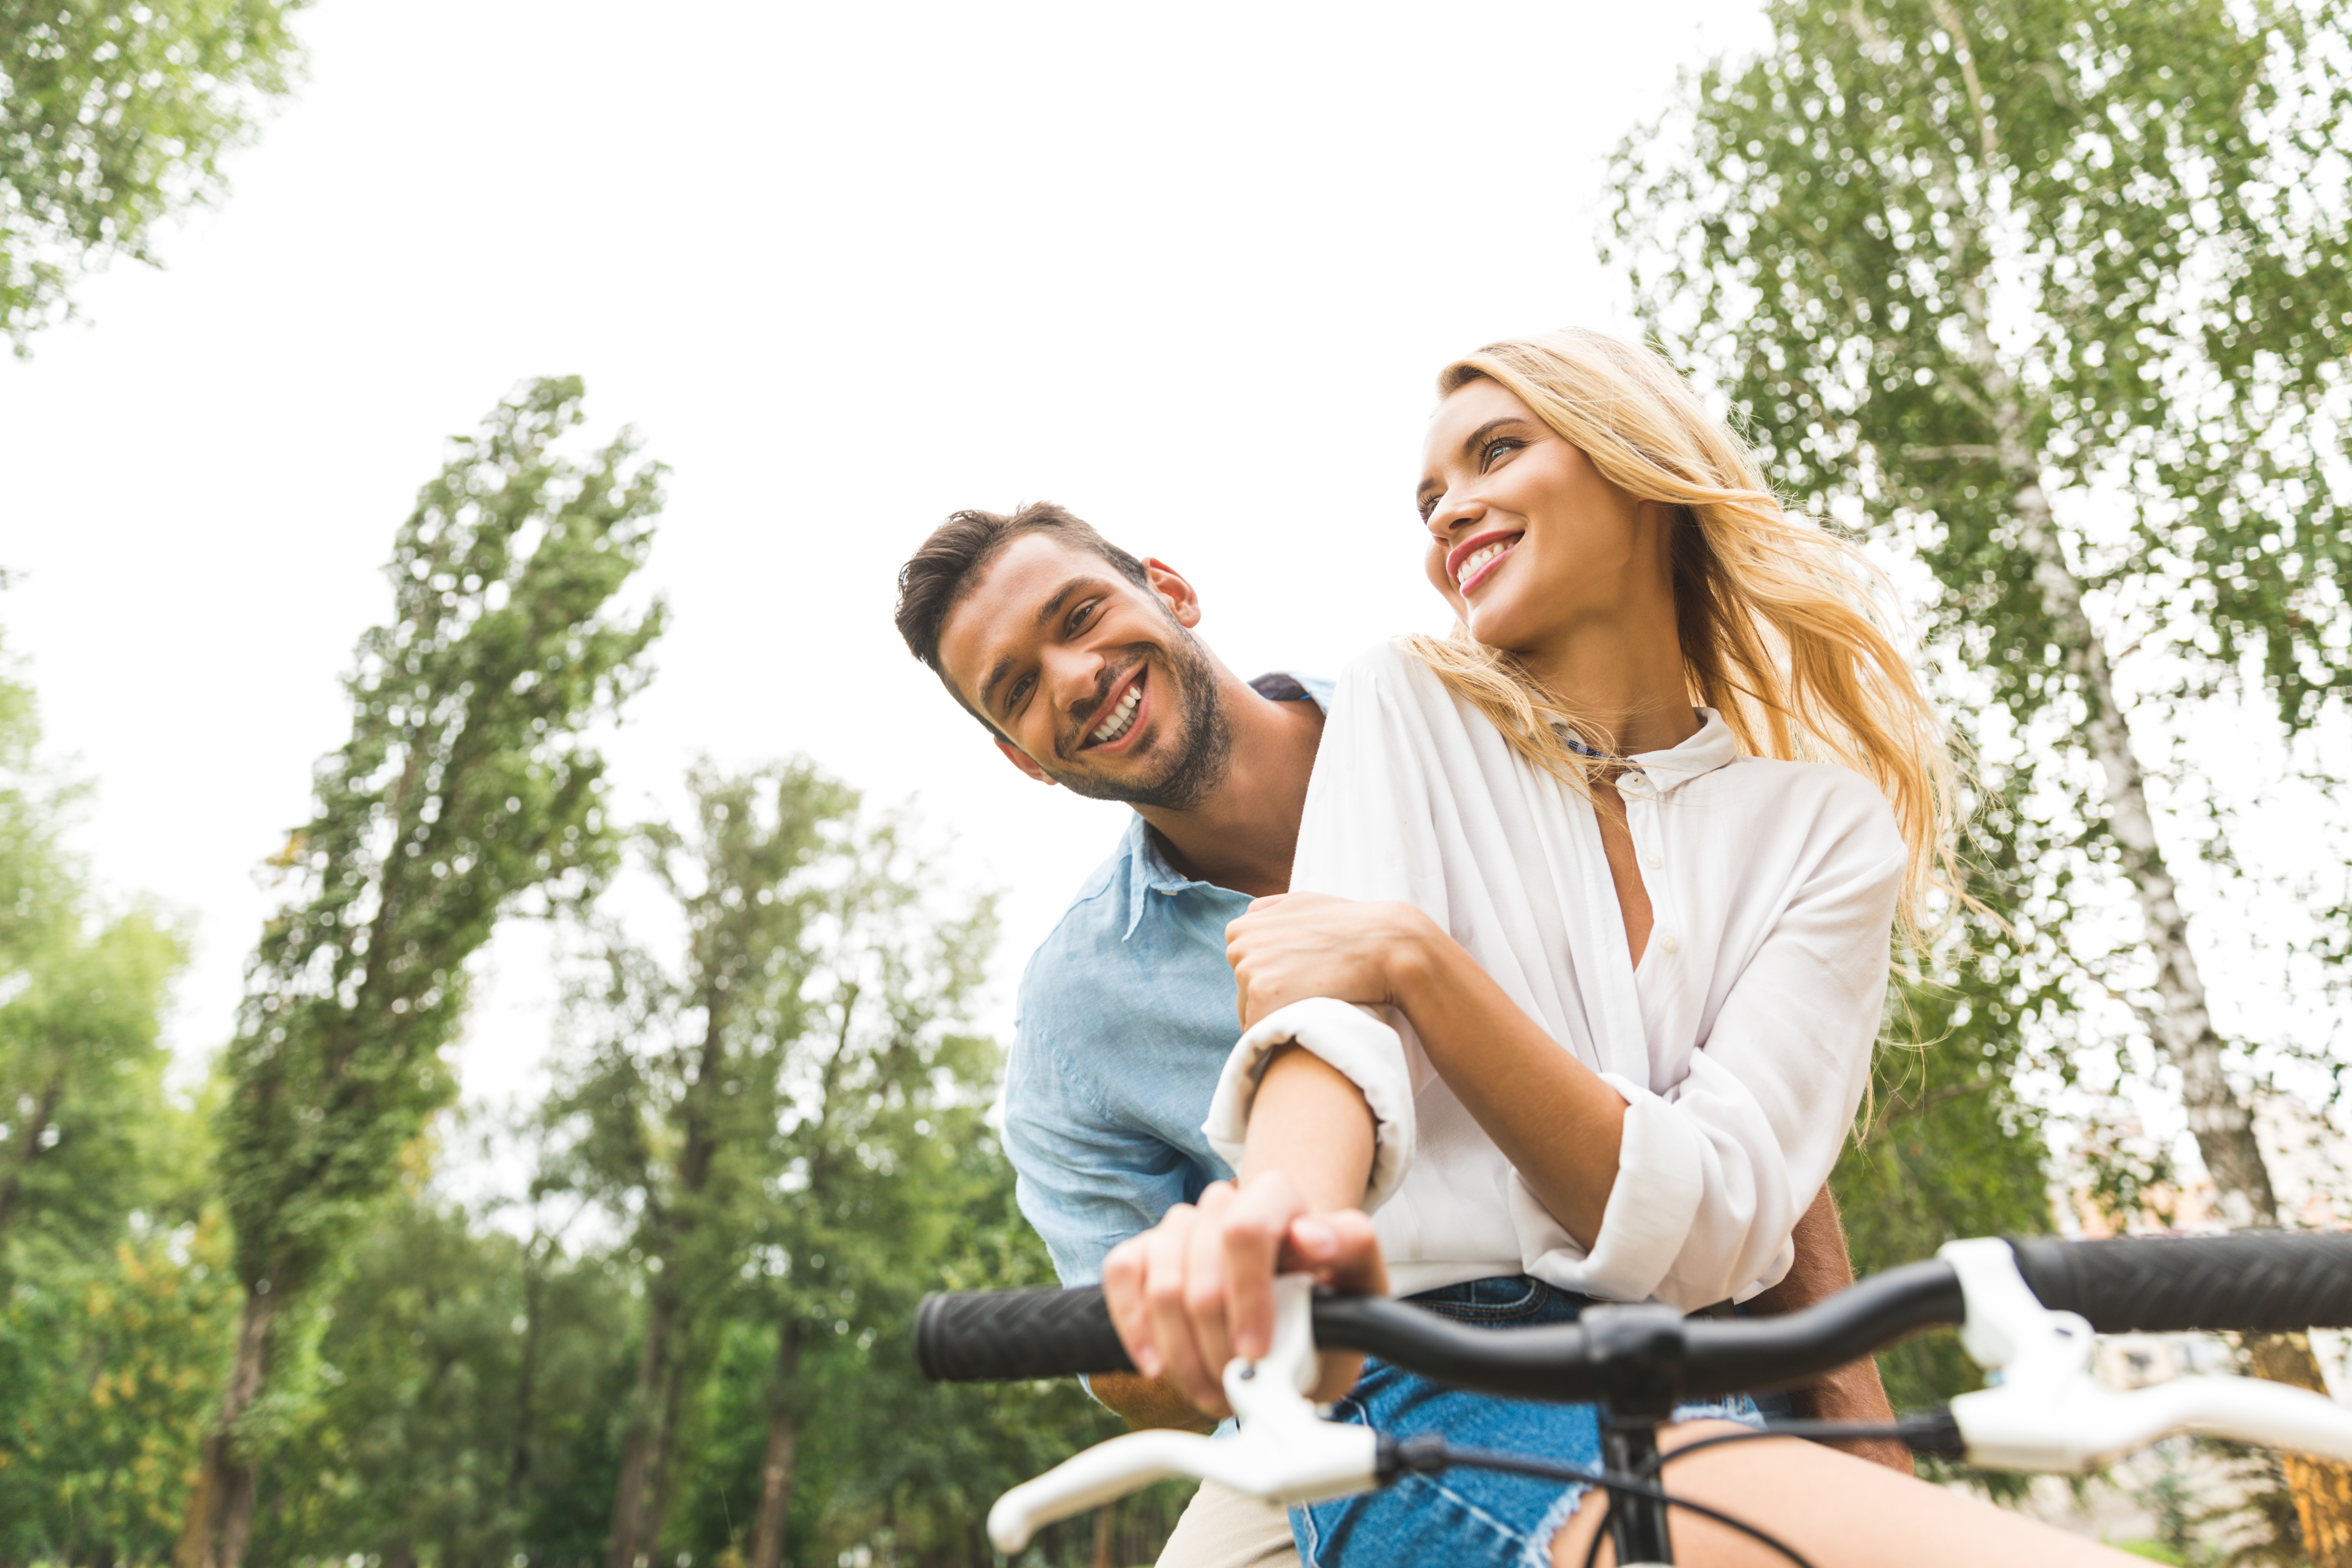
xmin=1004 ymin=953 xmax=1201 ymax=1286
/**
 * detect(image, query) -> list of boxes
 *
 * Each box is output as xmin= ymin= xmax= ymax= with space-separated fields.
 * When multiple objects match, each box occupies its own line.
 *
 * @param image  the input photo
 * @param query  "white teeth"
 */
xmin=1457 ymin=539 xmax=1515 ymax=584
xmin=1089 ymin=683 xmax=1143 ymax=746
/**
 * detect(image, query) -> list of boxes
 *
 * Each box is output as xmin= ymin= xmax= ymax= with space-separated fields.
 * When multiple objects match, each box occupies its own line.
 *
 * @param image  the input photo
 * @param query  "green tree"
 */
xmin=1607 ymin=0 xmax=2352 ymax=1540
xmin=543 ymin=762 xmax=855 ymax=1568
xmin=722 ymin=800 xmax=999 ymax=1568
xmin=0 ymin=0 xmax=308 ymax=348
xmin=181 ymin=378 xmax=666 ymax=1568
xmin=0 ymin=1209 xmax=241 ymax=1565
xmin=242 ymin=1189 xmax=640 ymax=1568
xmin=0 ymin=632 xmax=225 ymax=1565
xmin=0 ymin=633 xmax=191 ymax=1268
xmin=668 ymin=1055 xmax=1177 ymax=1568
xmin=544 ymin=764 xmax=1121 ymax=1568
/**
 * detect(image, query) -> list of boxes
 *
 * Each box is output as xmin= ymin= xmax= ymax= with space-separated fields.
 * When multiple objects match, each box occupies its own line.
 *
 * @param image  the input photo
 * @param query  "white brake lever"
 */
xmin=1941 ymin=1237 xmax=2352 ymax=1472
xmin=988 ymin=1275 xmax=1380 ymax=1552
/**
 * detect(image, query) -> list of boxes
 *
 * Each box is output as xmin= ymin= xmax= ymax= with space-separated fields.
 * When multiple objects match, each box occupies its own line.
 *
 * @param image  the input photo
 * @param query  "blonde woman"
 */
xmin=1099 ymin=330 xmax=2133 ymax=1566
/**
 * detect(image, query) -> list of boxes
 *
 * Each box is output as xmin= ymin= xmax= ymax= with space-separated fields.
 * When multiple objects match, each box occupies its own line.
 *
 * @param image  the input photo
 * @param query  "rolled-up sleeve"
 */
xmin=1516 ymin=817 xmax=1903 ymax=1308
xmin=1201 ymin=997 xmax=1419 ymax=1210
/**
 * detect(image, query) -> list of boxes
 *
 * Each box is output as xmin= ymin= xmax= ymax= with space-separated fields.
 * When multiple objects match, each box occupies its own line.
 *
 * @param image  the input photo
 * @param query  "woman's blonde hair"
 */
xmin=1408 ymin=328 xmax=1959 ymax=948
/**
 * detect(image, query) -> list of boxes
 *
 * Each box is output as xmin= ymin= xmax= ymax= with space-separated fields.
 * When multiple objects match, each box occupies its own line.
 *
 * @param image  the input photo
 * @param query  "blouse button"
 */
xmin=1658 ymin=932 xmax=1680 ymax=955
xmin=1643 ymin=852 xmax=1662 ymax=870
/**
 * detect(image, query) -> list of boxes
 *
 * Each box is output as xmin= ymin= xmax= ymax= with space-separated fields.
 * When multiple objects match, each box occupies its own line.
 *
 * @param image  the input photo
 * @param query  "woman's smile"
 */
xmin=1448 ymin=531 xmax=1524 ymax=595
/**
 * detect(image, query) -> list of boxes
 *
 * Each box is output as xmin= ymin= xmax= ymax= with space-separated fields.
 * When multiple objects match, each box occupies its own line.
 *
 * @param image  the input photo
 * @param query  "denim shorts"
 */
xmin=1286 ymin=1276 xmax=1760 ymax=1568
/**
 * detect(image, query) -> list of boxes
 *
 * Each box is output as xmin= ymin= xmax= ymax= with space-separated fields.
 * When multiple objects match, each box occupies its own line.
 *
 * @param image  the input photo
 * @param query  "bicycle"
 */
xmin=915 ymin=1230 xmax=2352 ymax=1567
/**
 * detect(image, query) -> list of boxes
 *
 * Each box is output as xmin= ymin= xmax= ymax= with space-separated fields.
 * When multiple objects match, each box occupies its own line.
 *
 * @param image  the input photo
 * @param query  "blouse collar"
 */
xmin=1624 ymin=708 xmax=1739 ymax=797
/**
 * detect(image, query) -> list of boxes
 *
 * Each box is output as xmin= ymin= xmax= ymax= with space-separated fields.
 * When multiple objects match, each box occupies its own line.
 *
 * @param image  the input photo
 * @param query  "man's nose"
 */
xmin=1042 ymin=642 xmax=1110 ymax=712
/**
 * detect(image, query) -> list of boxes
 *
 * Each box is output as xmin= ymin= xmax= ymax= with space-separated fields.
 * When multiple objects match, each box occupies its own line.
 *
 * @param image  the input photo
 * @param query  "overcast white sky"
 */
xmin=0 ymin=0 xmax=1783 ymax=1139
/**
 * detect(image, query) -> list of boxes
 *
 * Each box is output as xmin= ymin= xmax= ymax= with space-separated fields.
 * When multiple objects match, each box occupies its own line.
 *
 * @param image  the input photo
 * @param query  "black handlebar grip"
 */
xmin=915 ymin=1286 xmax=1136 ymax=1382
xmin=2009 ymin=1231 xmax=2352 ymax=1334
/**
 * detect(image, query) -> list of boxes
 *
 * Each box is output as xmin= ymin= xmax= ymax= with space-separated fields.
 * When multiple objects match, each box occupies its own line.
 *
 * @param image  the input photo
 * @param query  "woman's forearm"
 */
xmin=1238 ymin=1044 xmax=1377 ymax=1211
xmin=1390 ymin=926 xmax=1628 ymax=1245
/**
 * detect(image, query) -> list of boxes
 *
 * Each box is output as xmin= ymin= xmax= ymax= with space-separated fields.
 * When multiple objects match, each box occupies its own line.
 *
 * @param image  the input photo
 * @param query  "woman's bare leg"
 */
xmin=1550 ymin=1421 xmax=2142 ymax=1567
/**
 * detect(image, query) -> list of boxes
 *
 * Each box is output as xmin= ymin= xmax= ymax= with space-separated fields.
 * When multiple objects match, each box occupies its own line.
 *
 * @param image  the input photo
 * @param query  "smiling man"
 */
xmin=891 ymin=501 xmax=1899 ymax=1568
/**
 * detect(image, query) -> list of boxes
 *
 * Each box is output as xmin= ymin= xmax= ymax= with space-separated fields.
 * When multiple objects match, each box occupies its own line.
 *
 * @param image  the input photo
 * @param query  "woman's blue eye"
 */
xmin=1482 ymin=438 xmax=1520 ymax=466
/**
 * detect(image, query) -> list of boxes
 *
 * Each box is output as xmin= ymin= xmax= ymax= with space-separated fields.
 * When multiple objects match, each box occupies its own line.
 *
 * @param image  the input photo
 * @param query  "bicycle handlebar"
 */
xmin=916 ymin=1232 xmax=2352 ymax=1399
xmin=2009 ymin=1232 xmax=2352 ymax=1334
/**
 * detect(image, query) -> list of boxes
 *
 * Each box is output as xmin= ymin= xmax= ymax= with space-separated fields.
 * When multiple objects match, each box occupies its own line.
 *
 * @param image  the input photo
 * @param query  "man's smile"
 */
xmin=1076 ymin=664 xmax=1150 ymax=754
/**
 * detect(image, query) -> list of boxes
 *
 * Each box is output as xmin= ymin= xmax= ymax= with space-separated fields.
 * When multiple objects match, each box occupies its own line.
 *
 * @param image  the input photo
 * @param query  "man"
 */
xmin=892 ymin=502 xmax=1900 ymax=1566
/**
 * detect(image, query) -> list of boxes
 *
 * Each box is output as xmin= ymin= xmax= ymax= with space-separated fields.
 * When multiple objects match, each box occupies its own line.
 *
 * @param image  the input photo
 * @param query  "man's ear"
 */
xmin=995 ymin=738 xmax=1058 ymax=786
xmin=1142 ymin=558 xmax=1203 ymax=629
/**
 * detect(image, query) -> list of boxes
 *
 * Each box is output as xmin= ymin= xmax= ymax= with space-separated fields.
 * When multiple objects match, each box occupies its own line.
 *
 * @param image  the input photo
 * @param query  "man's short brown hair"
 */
xmin=893 ymin=502 xmax=1152 ymax=679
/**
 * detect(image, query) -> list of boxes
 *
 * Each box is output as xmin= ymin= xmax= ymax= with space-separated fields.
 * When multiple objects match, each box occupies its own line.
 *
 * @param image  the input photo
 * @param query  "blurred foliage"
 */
xmin=0 ymin=0 xmax=308 ymax=348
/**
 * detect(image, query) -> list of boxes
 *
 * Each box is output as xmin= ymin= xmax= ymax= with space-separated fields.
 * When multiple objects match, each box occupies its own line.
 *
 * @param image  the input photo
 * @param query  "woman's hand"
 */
xmin=1226 ymin=892 xmax=1437 ymax=1030
xmin=1099 ymin=1175 xmax=1388 ymax=1419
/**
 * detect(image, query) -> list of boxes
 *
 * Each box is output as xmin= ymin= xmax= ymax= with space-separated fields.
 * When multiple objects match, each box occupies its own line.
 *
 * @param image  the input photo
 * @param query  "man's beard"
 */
xmin=1047 ymin=628 xmax=1233 ymax=812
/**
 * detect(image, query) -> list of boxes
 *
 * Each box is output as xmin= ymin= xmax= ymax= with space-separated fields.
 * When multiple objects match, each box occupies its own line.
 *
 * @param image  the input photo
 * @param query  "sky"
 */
xmin=0 ymin=0 xmax=1780 ymax=1147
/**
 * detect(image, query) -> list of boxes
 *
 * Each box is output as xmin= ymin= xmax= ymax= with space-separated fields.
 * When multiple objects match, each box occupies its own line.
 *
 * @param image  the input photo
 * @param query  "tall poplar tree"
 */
xmin=178 ymin=378 xmax=665 ymax=1568
xmin=1607 ymin=0 xmax=2352 ymax=1546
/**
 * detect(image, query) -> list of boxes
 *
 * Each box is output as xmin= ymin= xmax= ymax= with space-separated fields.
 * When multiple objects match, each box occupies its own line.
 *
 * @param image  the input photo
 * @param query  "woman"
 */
xmin=1101 ymin=330 xmax=2134 ymax=1567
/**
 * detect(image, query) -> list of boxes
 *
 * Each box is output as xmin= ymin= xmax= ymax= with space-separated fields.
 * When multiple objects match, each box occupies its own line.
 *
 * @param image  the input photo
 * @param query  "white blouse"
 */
xmin=1204 ymin=641 xmax=1905 ymax=1308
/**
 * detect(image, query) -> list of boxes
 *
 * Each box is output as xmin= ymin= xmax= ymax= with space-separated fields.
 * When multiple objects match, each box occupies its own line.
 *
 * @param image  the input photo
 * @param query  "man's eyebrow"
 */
xmin=1033 ymin=576 xmax=1097 ymax=629
xmin=977 ymin=576 xmax=1106 ymax=713
xmin=979 ymin=652 xmax=1018 ymax=713
xmin=1419 ymin=417 xmax=1533 ymax=505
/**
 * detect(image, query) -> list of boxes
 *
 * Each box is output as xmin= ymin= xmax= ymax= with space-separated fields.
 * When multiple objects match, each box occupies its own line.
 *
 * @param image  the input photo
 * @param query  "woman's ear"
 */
xmin=1143 ymin=557 xmax=1204 ymax=629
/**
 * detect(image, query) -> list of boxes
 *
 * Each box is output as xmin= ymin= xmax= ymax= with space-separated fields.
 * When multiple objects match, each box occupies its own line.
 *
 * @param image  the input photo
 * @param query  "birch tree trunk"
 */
xmin=1952 ymin=287 xmax=2281 ymax=1228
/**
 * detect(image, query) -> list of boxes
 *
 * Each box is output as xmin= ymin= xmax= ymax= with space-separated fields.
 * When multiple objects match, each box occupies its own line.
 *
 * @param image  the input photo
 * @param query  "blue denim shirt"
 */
xmin=1004 ymin=672 xmax=1335 ymax=1286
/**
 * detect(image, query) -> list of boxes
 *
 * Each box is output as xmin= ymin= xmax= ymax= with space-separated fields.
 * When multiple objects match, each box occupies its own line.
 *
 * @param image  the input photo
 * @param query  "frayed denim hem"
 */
xmin=1520 ymin=1476 xmax=1592 ymax=1568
